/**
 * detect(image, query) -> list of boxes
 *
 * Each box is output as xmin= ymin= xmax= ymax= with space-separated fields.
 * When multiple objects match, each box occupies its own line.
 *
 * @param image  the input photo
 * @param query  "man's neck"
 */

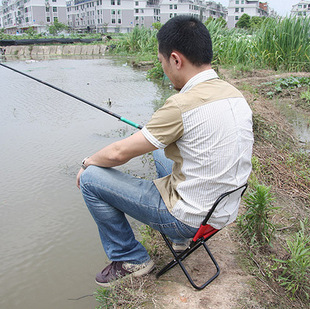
xmin=185 ymin=64 xmax=212 ymax=82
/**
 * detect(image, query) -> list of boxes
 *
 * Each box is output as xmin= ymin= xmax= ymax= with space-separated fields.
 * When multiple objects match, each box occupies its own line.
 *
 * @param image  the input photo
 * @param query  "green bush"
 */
xmin=274 ymin=220 xmax=310 ymax=300
xmin=237 ymin=184 xmax=278 ymax=245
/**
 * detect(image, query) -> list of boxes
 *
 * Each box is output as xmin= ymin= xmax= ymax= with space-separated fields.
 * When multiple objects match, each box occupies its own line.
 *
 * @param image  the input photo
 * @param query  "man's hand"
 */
xmin=76 ymin=131 xmax=158 ymax=189
xmin=76 ymin=167 xmax=84 ymax=189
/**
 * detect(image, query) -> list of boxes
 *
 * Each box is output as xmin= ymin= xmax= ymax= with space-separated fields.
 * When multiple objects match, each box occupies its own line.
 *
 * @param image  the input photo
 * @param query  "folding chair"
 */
xmin=156 ymin=184 xmax=248 ymax=290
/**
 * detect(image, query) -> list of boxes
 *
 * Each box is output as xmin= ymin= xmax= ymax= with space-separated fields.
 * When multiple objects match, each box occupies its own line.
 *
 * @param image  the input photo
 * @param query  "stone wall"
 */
xmin=3 ymin=44 xmax=107 ymax=58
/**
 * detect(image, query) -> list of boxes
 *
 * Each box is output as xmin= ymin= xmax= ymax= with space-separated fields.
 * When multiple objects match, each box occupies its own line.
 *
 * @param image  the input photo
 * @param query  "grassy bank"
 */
xmin=106 ymin=17 xmax=310 ymax=74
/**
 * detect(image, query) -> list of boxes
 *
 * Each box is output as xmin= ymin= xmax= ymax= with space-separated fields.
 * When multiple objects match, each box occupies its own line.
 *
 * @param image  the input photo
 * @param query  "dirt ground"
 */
xmin=150 ymin=69 xmax=310 ymax=309
xmin=153 ymin=225 xmax=255 ymax=309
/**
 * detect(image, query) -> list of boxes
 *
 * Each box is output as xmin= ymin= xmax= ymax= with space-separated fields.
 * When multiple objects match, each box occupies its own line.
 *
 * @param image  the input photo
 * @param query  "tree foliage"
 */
xmin=48 ymin=20 xmax=69 ymax=35
xmin=236 ymin=13 xmax=251 ymax=29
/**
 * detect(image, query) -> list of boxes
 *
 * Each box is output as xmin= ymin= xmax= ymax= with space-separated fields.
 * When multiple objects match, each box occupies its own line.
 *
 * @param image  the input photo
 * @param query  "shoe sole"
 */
xmin=95 ymin=260 xmax=155 ymax=288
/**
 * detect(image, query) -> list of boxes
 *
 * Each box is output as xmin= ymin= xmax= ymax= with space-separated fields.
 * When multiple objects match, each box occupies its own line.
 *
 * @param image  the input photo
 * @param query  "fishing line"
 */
xmin=0 ymin=62 xmax=142 ymax=129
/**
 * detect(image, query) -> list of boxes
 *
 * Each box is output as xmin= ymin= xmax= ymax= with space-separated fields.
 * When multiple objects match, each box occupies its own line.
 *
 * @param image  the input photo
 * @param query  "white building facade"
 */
xmin=227 ymin=0 xmax=269 ymax=29
xmin=66 ymin=0 xmax=227 ymax=33
xmin=0 ymin=0 xmax=228 ymax=34
xmin=1 ymin=0 xmax=67 ymax=34
xmin=291 ymin=1 xmax=310 ymax=17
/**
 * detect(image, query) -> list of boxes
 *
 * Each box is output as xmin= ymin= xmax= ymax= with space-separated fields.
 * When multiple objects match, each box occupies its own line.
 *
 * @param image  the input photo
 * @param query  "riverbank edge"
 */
xmin=2 ymin=44 xmax=107 ymax=58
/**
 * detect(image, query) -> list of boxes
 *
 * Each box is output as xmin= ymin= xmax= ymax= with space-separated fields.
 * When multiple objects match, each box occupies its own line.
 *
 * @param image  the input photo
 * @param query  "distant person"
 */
xmin=76 ymin=15 xmax=253 ymax=287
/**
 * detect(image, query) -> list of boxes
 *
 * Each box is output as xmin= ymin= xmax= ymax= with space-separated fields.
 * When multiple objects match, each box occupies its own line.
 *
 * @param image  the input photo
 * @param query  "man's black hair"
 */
xmin=157 ymin=15 xmax=213 ymax=66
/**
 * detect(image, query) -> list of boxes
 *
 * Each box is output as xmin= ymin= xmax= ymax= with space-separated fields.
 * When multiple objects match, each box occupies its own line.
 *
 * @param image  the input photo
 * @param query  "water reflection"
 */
xmin=0 ymin=57 xmax=171 ymax=309
xmin=275 ymin=99 xmax=310 ymax=152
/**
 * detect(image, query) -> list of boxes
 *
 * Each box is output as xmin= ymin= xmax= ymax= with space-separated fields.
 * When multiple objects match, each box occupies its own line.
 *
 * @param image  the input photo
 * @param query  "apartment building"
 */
xmin=67 ymin=0 xmax=136 ymax=33
xmin=0 ymin=6 xmax=3 ymax=28
xmin=67 ymin=0 xmax=227 ymax=33
xmin=0 ymin=0 xmax=228 ymax=34
xmin=227 ymin=0 xmax=269 ymax=28
xmin=291 ymin=1 xmax=310 ymax=17
xmin=1 ymin=0 xmax=67 ymax=34
xmin=160 ymin=0 xmax=227 ymax=25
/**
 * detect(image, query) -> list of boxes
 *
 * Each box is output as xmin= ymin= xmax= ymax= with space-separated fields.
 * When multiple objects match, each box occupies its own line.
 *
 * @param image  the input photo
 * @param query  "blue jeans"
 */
xmin=80 ymin=149 xmax=198 ymax=264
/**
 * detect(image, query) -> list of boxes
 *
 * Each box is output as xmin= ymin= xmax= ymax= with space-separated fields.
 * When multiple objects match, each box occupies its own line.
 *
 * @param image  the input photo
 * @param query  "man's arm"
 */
xmin=76 ymin=130 xmax=157 ymax=188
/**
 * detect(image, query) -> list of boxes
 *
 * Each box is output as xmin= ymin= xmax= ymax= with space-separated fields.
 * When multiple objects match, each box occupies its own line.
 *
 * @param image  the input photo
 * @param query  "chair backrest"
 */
xmin=202 ymin=184 xmax=248 ymax=226
xmin=192 ymin=184 xmax=248 ymax=242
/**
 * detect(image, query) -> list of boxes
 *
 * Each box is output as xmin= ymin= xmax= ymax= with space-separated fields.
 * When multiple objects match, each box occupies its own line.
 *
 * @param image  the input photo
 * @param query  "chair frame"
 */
xmin=156 ymin=184 xmax=248 ymax=290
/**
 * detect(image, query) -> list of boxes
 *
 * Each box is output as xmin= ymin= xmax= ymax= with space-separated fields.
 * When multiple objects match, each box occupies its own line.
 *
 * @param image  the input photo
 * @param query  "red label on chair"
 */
xmin=193 ymin=224 xmax=218 ymax=242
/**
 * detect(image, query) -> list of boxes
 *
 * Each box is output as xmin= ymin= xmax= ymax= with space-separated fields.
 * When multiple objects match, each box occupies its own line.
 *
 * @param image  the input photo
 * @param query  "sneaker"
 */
xmin=95 ymin=259 xmax=155 ymax=287
xmin=172 ymin=239 xmax=191 ymax=253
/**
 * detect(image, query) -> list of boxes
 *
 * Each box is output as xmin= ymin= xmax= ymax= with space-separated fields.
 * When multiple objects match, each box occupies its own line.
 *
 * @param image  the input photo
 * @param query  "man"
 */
xmin=76 ymin=15 xmax=253 ymax=287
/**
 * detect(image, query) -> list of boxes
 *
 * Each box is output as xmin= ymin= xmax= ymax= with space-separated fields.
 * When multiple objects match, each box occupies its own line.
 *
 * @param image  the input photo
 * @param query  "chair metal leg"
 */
xmin=156 ymin=233 xmax=221 ymax=290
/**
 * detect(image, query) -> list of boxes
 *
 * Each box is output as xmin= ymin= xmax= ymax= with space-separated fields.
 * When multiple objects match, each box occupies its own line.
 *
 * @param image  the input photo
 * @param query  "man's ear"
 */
xmin=170 ymin=52 xmax=182 ymax=69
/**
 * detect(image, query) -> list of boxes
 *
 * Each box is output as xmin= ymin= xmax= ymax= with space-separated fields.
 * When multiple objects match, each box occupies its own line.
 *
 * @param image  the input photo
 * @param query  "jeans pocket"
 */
xmin=149 ymin=220 xmax=198 ymax=241
xmin=175 ymin=221 xmax=198 ymax=239
xmin=149 ymin=221 xmax=185 ymax=240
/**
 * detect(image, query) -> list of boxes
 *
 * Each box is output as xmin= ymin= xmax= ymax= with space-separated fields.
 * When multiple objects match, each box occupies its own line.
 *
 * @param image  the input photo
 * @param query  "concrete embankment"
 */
xmin=3 ymin=44 xmax=107 ymax=58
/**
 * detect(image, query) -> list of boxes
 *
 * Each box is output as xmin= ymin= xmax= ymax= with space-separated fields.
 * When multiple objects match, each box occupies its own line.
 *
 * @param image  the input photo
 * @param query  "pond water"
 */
xmin=275 ymin=99 xmax=310 ymax=153
xmin=0 ymin=57 xmax=165 ymax=309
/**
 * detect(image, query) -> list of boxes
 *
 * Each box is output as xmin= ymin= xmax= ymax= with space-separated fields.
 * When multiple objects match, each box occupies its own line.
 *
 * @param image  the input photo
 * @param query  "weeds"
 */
xmin=261 ymin=76 xmax=310 ymax=99
xmin=238 ymin=184 xmax=278 ymax=245
xmin=274 ymin=220 xmax=310 ymax=300
xmin=95 ymin=275 xmax=155 ymax=308
xmin=300 ymin=88 xmax=310 ymax=103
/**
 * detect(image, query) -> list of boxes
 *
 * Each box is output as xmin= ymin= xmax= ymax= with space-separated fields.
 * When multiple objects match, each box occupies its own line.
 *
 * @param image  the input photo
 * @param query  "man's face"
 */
xmin=158 ymin=51 xmax=182 ymax=91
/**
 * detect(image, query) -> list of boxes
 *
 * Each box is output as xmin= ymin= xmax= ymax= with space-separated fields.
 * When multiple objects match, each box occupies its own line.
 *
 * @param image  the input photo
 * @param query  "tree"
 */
xmin=25 ymin=27 xmax=36 ymax=37
xmin=236 ymin=13 xmax=251 ymax=29
xmin=250 ymin=16 xmax=265 ymax=30
xmin=48 ymin=20 xmax=68 ymax=36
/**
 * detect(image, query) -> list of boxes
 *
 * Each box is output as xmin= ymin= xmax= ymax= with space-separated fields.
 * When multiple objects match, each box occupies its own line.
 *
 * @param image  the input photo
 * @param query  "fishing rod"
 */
xmin=0 ymin=62 xmax=142 ymax=130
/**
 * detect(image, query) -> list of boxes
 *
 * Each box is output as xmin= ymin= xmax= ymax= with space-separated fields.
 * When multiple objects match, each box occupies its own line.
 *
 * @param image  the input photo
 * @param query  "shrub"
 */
xmin=274 ymin=220 xmax=310 ymax=300
xmin=237 ymin=184 xmax=278 ymax=245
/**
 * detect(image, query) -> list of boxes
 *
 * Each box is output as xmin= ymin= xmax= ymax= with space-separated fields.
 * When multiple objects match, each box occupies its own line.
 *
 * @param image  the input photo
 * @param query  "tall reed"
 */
xmin=114 ymin=26 xmax=158 ymax=55
xmin=254 ymin=17 xmax=310 ymax=71
xmin=111 ymin=17 xmax=310 ymax=73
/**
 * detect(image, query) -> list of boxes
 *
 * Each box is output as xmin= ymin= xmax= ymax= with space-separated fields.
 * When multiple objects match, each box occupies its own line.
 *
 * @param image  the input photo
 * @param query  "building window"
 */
xmin=241 ymin=8 xmax=244 ymax=12
xmin=53 ymin=7 xmax=57 ymax=12
xmin=25 ymin=17 xmax=29 ymax=22
xmin=118 ymin=18 xmax=121 ymax=23
xmin=169 ymin=5 xmax=172 ymax=9
xmin=235 ymin=16 xmax=239 ymax=20
xmin=54 ymin=17 xmax=58 ymax=22
xmin=47 ymin=17 xmax=50 ymax=22
xmin=46 ymin=7 xmax=49 ymax=12
xmin=111 ymin=9 xmax=115 ymax=14
xmin=112 ymin=18 xmax=115 ymax=23
xmin=135 ymin=1 xmax=138 ymax=5
xmin=236 ymin=0 xmax=239 ymax=4
xmin=135 ymin=9 xmax=139 ymax=13
xmin=174 ymin=5 xmax=177 ymax=9
xmin=52 ymin=0 xmax=56 ymax=2
xmin=111 ymin=0 xmax=115 ymax=5
xmin=235 ymin=8 xmax=239 ymax=12
xmin=117 ymin=0 xmax=121 ymax=5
